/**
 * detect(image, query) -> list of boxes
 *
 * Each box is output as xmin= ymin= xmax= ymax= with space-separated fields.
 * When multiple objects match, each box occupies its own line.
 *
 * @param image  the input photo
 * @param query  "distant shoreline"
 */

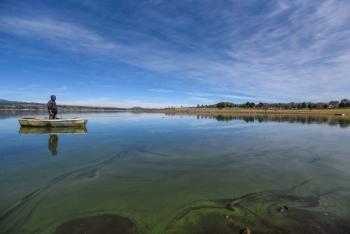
xmin=0 ymin=103 xmax=127 ymax=112
xmin=2 ymin=106 xmax=350 ymax=116
xmin=2 ymin=99 xmax=350 ymax=116
xmin=160 ymin=107 xmax=350 ymax=116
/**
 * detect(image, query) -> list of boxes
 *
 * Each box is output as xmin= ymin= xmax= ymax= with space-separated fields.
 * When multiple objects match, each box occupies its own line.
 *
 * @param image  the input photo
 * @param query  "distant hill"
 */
xmin=0 ymin=99 xmax=22 ymax=104
xmin=0 ymin=99 xmax=127 ymax=112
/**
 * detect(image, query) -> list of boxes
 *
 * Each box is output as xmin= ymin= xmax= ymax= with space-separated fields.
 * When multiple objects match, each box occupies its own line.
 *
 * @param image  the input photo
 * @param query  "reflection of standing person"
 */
xmin=48 ymin=134 xmax=58 ymax=156
xmin=47 ymin=95 xmax=57 ymax=119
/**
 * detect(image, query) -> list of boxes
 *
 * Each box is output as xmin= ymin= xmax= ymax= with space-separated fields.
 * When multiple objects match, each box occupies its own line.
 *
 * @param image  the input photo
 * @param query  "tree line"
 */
xmin=196 ymin=99 xmax=350 ymax=109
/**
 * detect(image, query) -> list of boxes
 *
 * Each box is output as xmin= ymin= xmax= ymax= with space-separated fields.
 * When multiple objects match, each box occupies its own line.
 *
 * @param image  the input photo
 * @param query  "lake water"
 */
xmin=0 ymin=112 xmax=350 ymax=234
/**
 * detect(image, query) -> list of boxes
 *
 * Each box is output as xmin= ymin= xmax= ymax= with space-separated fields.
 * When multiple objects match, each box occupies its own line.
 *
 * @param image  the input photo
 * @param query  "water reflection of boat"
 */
xmin=18 ymin=117 xmax=87 ymax=127
xmin=19 ymin=127 xmax=88 ymax=135
xmin=19 ymin=127 xmax=87 ymax=156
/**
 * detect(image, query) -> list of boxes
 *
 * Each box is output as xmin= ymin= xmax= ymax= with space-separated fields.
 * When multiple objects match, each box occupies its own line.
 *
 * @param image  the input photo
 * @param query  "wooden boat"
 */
xmin=18 ymin=117 xmax=87 ymax=127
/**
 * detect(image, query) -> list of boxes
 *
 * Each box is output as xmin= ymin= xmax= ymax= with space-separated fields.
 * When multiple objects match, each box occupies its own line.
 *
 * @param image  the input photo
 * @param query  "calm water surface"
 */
xmin=0 ymin=112 xmax=350 ymax=233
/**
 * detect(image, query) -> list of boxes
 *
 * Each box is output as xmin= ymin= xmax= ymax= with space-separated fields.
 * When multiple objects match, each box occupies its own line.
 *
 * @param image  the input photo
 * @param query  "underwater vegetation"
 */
xmin=54 ymin=214 xmax=137 ymax=234
xmin=0 ymin=149 xmax=133 ymax=233
xmin=166 ymin=181 xmax=350 ymax=234
xmin=1 ymin=147 xmax=349 ymax=233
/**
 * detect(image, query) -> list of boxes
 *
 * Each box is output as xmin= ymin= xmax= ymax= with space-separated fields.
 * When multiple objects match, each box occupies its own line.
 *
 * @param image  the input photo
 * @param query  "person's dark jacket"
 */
xmin=47 ymin=96 xmax=57 ymax=113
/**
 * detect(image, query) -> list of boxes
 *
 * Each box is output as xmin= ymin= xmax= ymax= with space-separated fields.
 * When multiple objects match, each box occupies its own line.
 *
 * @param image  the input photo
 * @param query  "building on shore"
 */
xmin=328 ymin=101 xmax=340 ymax=108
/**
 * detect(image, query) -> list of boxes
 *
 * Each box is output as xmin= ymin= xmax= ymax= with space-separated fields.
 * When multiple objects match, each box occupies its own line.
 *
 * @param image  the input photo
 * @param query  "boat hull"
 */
xmin=18 ymin=118 xmax=87 ymax=127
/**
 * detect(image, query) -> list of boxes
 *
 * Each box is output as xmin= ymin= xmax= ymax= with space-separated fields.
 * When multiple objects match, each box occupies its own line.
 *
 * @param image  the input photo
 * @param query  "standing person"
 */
xmin=47 ymin=95 xmax=58 ymax=119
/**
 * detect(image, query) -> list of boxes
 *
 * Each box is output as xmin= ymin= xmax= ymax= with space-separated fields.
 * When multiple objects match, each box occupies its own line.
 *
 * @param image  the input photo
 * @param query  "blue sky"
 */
xmin=1 ymin=0 xmax=350 ymax=107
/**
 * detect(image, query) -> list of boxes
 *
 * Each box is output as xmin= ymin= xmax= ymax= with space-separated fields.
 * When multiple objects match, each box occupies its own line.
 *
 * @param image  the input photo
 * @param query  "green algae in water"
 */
xmin=166 ymin=183 xmax=350 ymax=233
xmin=167 ymin=209 xmax=350 ymax=234
xmin=1 ymin=113 xmax=350 ymax=233
xmin=54 ymin=214 xmax=137 ymax=234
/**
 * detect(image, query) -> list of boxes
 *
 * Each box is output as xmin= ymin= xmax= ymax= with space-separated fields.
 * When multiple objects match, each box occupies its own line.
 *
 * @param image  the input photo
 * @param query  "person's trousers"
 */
xmin=49 ymin=112 xmax=57 ymax=119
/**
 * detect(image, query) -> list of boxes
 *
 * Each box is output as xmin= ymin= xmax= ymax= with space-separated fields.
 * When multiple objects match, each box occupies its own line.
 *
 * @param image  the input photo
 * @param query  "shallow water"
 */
xmin=0 ymin=112 xmax=350 ymax=233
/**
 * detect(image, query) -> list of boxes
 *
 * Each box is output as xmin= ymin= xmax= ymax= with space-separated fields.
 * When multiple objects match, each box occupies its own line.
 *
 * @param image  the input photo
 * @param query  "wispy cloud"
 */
xmin=0 ymin=17 xmax=118 ymax=53
xmin=222 ymin=0 xmax=350 ymax=101
xmin=149 ymin=89 xmax=173 ymax=93
xmin=187 ymin=92 xmax=255 ymax=103
xmin=1 ymin=0 xmax=350 ymax=106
